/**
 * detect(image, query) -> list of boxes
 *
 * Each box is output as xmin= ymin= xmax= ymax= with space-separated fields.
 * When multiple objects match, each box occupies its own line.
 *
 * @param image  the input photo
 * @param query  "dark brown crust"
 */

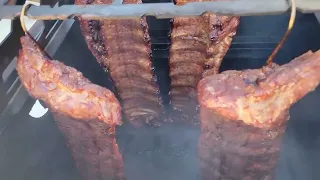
xmin=204 ymin=15 xmax=240 ymax=76
xmin=169 ymin=12 xmax=209 ymax=125
xmin=76 ymin=0 xmax=163 ymax=127
xmin=169 ymin=0 xmax=239 ymax=124
xmin=197 ymin=51 xmax=320 ymax=180
xmin=78 ymin=19 xmax=107 ymax=67
xmin=54 ymin=114 xmax=125 ymax=180
xmin=198 ymin=108 xmax=283 ymax=180
xmin=16 ymin=34 xmax=125 ymax=180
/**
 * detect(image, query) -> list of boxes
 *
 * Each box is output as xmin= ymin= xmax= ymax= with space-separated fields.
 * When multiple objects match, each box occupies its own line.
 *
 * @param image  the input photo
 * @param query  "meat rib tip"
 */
xmin=76 ymin=0 xmax=163 ymax=127
xmin=17 ymin=34 xmax=122 ymax=126
xmin=197 ymin=50 xmax=320 ymax=180
xmin=16 ymin=34 xmax=125 ymax=180
xmin=169 ymin=0 xmax=239 ymax=125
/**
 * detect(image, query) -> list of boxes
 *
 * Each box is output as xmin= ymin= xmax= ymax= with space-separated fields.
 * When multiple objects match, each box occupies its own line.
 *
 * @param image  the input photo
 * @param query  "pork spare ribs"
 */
xmin=76 ymin=0 xmax=163 ymax=127
xmin=198 ymin=50 xmax=320 ymax=180
xmin=169 ymin=0 xmax=239 ymax=124
xmin=17 ymin=34 xmax=125 ymax=180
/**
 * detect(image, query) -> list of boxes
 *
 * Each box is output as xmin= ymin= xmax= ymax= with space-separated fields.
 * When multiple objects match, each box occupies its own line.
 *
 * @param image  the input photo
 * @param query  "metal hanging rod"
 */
xmin=0 ymin=0 xmax=319 ymax=20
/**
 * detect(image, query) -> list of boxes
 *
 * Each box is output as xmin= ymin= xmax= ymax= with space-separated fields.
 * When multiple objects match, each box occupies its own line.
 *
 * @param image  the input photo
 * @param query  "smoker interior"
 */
xmin=1 ymin=12 xmax=320 ymax=180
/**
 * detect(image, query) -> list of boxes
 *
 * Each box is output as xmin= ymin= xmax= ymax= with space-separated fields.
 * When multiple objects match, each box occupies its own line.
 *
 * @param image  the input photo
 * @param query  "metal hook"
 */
xmin=20 ymin=0 xmax=40 ymax=34
xmin=266 ymin=0 xmax=296 ymax=66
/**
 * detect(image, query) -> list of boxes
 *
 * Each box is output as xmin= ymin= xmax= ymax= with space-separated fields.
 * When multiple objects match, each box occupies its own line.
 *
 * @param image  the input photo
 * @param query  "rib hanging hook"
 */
xmin=20 ymin=0 xmax=41 ymax=34
xmin=265 ymin=0 xmax=296 ymax=66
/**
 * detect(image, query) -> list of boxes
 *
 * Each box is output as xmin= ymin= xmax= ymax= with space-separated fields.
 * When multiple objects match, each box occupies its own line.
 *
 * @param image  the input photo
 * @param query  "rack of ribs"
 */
xmin=169 ymin=0 xmax=239 ymax=124
xmin=197 ymin=50 xmax=320 ymax=180
xmin=17 ymin=34 xmax=125 ymax=180
xmin=76 ymin=0 xmax=163 ymax=127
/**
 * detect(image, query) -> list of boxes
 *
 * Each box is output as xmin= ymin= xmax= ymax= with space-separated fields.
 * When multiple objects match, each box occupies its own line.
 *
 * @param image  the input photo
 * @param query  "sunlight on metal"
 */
xmin=0 ymin=19 xmax=12 ymax=46
xmin=29 ymin=100 xmax=48 ymax=118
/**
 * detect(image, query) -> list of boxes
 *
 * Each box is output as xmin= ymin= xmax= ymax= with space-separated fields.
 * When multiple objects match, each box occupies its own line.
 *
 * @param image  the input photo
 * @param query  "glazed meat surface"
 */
xmin=169 ymin=0 xmax=239 ymax=124
xmin=76 ymin=0 xmax=163 ymax=127
xmin=17 ymin=34 xmax=121 ymax=125
xmin=198 ymin=50 xmax=320 ymax=128
xmin=17 ymin=34 xmax=125 ymax=180
xmin=197 ymin=50 xmax=320 ymax=179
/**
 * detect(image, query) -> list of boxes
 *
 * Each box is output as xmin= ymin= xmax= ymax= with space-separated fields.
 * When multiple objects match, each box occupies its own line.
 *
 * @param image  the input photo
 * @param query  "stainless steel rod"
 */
xmin=0 ymin=0 xmax=319 ymax=20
